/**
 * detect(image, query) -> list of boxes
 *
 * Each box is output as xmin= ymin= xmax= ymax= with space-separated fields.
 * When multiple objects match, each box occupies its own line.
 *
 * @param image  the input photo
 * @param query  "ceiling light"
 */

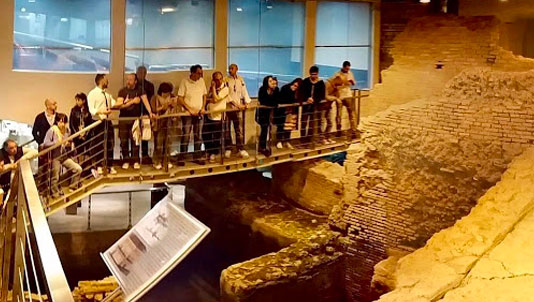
xmin=420 ymin=0 xmax=430 ymax=3
xmin=60 ymin=17 xmax=68 ymax=22
xmin=126 ymin=18 xmax=133 ymax=26
xmin=236 ymin=7 xmax=243 ymax=12
xmin=28 ymin=0 xmax=36 ymax=2
xmin=20 ymin=7 xmax=26 ymax=12
xmin=161 ymin=7 xmax=176 ymax=14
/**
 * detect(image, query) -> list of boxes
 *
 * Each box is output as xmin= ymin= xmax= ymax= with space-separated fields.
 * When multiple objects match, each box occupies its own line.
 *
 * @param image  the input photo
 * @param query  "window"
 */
xmin=13 ymin=0 xmax=111 ymax=72
xmin=228 ymin=0 xmax=305 ymax=96
xmin=315 ymin=1 xmax=372 ymax=89
xmin=126 ymin=0 xmax=214 ymax=72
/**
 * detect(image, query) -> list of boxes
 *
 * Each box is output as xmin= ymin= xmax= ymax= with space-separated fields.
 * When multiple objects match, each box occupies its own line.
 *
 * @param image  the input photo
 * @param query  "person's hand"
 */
xmin=200 ymin=109 xmax=206 ymax=115
xmin=150 ymin=112 xmax=156 ymax=119
xmin=134 ymin=97 xmax=141 ymax=104
xmin=307 ymin=97 xmax=314 ymax=104
xmin=188 ymin=110 xmax=197 ymax=116
xmin=336 ymin=98 xmax=342 ymax=105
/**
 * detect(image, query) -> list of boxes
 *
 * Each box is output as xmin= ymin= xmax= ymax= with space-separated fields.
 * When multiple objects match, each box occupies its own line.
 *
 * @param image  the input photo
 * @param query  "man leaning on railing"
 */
xmin=0 ymin=139 xmax=37 ymax=201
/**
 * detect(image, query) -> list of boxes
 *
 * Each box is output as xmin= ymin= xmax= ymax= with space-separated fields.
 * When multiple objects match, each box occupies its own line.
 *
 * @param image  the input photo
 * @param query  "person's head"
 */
xmin=136 ymin=66 xmax=147 ymax=82
xmin=3 ymin=139 xmax=18 ymax=156
xmin=126 ymin=73 xmax=137 ymax=89
xmin=95 ymin=74 xmax=108 ymax=89
xmin=75 ymin=93 xmax=88 ymax=108
xmin=262 ymin=76 xmax=277 ymax=91
xmin=212 ymin=71 xmax=224 ymax=87
xmin=228 ymin=64 xmax=238 ymax=77
xmin=342 ymin=61 xmax=351 ymax=73
xmin=157 ymin=82 xmax=173 ymax=98
xmin=44 ymin=98 xmax=57 ymax=114
xmin=54 ymin=113 xmax=68 ymax=131
xmin=189 ymin=65 xmax=203 ymax=81
xmin=309 ymin=66 xmax=319 ymax=81
xmin=289 ymin=78 xmax=302 ymax=91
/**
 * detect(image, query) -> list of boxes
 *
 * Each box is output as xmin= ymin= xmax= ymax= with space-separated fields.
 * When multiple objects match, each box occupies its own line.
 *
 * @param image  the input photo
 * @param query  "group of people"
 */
xmin=0 ymin=61 xmax=358 ymax=199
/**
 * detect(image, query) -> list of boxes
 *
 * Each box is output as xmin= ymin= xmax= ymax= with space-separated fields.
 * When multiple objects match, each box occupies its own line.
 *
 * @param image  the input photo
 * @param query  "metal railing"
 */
xmin=28 ymin=89 xmax=368 ymax=212
xmin=0 ymin=160 xmax=74 ymax=302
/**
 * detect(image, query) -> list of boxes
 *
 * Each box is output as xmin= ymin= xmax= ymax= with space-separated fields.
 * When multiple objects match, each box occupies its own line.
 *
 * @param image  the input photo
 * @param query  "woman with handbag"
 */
xmin=275 ymin=78 xmax=302 ymax=150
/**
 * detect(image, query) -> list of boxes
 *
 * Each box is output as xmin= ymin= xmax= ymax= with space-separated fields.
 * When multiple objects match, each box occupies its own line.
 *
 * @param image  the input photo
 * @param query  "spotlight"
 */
xmin=126 ymin=18 xmax=133 ymax=26
xmin=161 ymin=7 xmax=177 ymax=14
xmin=28 ymin=0 xmax=35 ymax=2
xmin=60 ymin=17 xmax=68 ymax=22
xmin=20 ymin=7 xmax=26 ymax=12
xmin=420 ymin=0 xmax=430 ymax=3
xmin=236 ymin=7 xmax=243 ymax=12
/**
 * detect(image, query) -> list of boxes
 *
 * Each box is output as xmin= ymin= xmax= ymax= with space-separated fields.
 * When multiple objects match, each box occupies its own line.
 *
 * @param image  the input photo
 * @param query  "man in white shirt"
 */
xmin=332 ymin=61 xmax=358 ymax=139
xmin=177 ymin=65 xmax=207 ymax=165
xmin=224 ymin=64 xmax=250 ymax=159
xmin=87 ymin=74 xmax=121 ymax=175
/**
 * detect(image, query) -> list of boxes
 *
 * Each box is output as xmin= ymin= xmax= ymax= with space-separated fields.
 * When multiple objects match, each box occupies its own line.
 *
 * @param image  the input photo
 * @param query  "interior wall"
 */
xmin=459 ymin=0 xmax=534 ymax=59
xmin=0 ymin=0 xmax=380 ymax=126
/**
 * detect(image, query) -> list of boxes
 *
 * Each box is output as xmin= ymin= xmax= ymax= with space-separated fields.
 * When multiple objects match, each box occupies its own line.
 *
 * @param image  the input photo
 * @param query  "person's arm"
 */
xmin=21 ymin=147 xmax=37 ymax=160
xmin=348 ymin=71 xmax=355 ymax=86
xmin=140 ymin=94 xmax=154 ymax=117
xmin=32 ymin=115 xmax=41 ymax=144
xmin=241 ymin=77 xmax=252 ymax=105
xmin=177 ymin=80 xmax=195 ymax=115
xmin=42 ymin=129 xmax=57 ymax=148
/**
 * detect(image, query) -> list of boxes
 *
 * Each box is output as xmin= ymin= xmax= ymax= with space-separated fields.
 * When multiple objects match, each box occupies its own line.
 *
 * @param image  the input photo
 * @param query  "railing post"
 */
xmin=163 ymin=116 xmax=170 ymax=172
xmin=87 ymin=195 xmax=92 ymax=231
xmin=356 ymin=89 xmax=361 ymax=127
xmin=1 ymin=173 xmax=18 ymax=300
xmin=12 ymin=171 xmax=27 ymax=302
xmin=128 ymin=192 xmax=132 ymax=229
xmin=103 ymin=121 xmax=109 ymax=176
xmin=220 ymin=111 xmax=226 ymax=165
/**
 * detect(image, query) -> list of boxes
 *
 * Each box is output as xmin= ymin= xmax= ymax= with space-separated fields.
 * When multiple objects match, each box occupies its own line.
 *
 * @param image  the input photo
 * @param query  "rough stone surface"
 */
xmin=339 ymin=14 xmax=534 ymax=301
xmin=374 ymin=147 xmax=534 ymax=302
xmin=272 ymin=160 xmax=344 ymax=215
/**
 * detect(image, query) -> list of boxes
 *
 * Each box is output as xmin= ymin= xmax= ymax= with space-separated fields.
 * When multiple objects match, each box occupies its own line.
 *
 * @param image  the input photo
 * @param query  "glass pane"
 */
xmin=228 ymin=0 xmax=260 ymax=47
xmin=229 ymin=0 xmax=305 ymax=47
xmin=229 ymin=47 xmax=303 ymax=97
xmin=13 ymin=0 xmax=111 ymax=72
xmin=259 ymin=1 xmax=304 ymax=47
xmin=315 ymin=47 xmax=370 ymax=89
xmin=126 ymin=0 xmax=214 ymax=70
xmin=126 ymin=49 xmax=213 ymax=73
xmin=228 ymin=48 xmax=260 ymax=96
xmin=316 ymin=1 xmax=371 ymax=46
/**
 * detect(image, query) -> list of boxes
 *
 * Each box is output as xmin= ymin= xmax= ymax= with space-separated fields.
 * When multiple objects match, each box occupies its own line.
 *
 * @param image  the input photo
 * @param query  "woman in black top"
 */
xmin=69 ymin=93 xmax=93 ymax=170
xmin=275 ymin=78 xmax=302 ymax=149
xmin=256 ymin=76 xmax=279 ymax=157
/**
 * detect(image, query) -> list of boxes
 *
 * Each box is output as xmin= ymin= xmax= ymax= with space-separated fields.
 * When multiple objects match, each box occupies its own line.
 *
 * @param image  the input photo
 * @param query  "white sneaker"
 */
xmin=168 ymin=163 xmax=173 ymax=169
xmin=122 ymin=163 xmax=130 ymax=170
xmin=92 ymin=168 xmax=100 ymax=178
xmin=109 ymin=167 xmax=117 ymax=175
xmin=154 ymin=163 xmax=162 ymax=170
xmin=133 ymin=163 xmax=141 ymax=170
xmin=224 ymin=150 xmax=232 ymax=159
xmin=239 ymin=150 xmax=249 ymax=158
xmin=209 ymin=154 xmax=216 ymax=163
xmin=276 ymin=142 xmax=283 ymax=149
xmin=286 ymin=142 xmax=295 ymax=150
xmin=170 ymin=150 xmax=179 ymax=157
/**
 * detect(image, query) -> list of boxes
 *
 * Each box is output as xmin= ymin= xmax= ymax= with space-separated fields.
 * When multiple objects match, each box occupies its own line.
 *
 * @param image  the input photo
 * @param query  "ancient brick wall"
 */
xmin=339 ymin=67 xmax=534 ymax=301
xmin=364 ymin=14 xmax=534 ymax=118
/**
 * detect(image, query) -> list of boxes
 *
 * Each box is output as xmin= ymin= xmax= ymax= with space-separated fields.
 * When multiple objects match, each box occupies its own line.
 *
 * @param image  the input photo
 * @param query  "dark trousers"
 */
xmin=257 ymin=109 xmax=272 ymax=151
xmin=300 ymin=104 xmax=318 ymax=142
xmin=203 ymin=118 xmax=222 ymax=155
xmin=225 ymin=110 xmax=244 ymax=151
xmin=119 ymin=120 xmax=140 ymax=163
xmin=181 ymin=116 xmax=203 ymax=158
xmin=92 ymin=120 xmax=114 ymax=167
